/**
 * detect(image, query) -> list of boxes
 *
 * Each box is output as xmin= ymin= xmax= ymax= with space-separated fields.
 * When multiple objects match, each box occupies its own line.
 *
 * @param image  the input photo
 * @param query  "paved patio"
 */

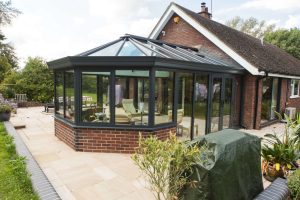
xmin=10 ymin=107 xmax=153 ymax=200
xmin=9 ymin=107 xmax=283 ymax=199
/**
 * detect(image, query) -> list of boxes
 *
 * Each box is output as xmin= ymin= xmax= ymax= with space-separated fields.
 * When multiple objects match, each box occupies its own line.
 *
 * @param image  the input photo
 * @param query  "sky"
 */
xmin=2 ymin=0 xmax=300 ymax=68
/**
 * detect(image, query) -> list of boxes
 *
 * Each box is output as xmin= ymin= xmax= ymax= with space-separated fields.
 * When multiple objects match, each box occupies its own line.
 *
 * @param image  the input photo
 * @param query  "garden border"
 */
xmin=4 ymin=122 xmax=61 ymax=200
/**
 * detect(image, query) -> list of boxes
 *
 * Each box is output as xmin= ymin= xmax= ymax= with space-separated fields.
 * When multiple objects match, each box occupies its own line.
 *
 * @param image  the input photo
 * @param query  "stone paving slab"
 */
xmin=9 ymin=107 xmax=153 ymax=200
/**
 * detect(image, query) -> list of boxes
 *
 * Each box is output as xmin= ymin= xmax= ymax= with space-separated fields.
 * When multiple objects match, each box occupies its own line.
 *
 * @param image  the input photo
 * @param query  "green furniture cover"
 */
xmin=182 ymin=129 xmax=263 ymax=200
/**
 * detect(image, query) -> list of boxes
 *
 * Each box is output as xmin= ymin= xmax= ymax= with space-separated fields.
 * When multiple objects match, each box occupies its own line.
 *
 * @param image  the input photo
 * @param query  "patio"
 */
xmin=10 ymin=107 xmax=153 ymax=200
xmin=9 ymin=106 xmax=280 ymax=199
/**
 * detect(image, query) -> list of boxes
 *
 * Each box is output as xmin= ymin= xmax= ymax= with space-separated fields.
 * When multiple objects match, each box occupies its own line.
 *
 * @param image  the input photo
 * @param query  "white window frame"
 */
xmin=290 ymin=79 xmax=300 ymax=98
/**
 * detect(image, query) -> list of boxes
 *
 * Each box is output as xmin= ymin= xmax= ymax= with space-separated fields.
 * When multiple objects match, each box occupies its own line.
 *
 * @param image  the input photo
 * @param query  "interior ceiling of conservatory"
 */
xmin=77 ymin=34 xmax=233 ymax=67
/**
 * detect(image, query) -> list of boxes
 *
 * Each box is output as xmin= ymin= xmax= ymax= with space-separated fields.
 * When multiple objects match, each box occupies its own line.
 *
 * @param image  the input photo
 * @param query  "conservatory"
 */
xmin=47 ymin=34 xmax=244 ymax=153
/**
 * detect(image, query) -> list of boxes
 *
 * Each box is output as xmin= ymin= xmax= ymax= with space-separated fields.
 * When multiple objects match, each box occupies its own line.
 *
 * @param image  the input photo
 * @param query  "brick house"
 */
xmin=149 ymin=2 xmax=300 ymax=129
xmin=47 ymin=2 xmax=300 ymax=153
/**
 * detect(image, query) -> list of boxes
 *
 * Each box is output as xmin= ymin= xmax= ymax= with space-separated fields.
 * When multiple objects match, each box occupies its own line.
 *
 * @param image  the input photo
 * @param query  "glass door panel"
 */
xmin=223 ymin=79 xmax=232 ymax=129
xmin=270 ymin=78 xmax=278 ymax=120
xmin=177 ymin=73 xmax=193 ymax=140
xmin=194 ymin=75 xmax=208 ymax=137
xmin=211 ymin=78 xmax=222 ymax=132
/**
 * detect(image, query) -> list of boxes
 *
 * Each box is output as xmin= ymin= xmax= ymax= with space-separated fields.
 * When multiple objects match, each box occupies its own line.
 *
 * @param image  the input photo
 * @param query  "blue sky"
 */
xmin=3 ymin=0 xmax=300 ymax=67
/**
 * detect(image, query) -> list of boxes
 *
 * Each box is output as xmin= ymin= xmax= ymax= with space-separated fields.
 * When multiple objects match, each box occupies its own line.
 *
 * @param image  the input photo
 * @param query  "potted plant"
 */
xmin=262 ymin=113 xmax=300 ymax=181
xmin=0 ymin=103 xmax=12 ymax=121
xmin=288 ymin=169 xmax=300 ymax=200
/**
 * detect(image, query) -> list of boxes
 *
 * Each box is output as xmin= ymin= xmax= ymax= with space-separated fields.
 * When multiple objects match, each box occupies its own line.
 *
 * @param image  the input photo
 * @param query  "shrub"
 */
xmin=288 ymin=169 xmax=300 ymax=199
xmin=132 ymin=133 xmax=209 ymax=200
xmin=0 ymin=104 xmax=12 ymax=113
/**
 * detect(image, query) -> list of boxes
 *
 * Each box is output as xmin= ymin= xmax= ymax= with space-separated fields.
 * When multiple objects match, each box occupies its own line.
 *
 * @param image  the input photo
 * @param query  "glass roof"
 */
xmin=77 ymin=35 xmax=231 ymax=66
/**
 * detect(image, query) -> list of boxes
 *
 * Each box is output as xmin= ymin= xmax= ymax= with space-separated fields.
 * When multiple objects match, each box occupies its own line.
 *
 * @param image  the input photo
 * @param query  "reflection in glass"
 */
xmin=115 ymin=70 xmax=149 ymax=125
xmin=194 ymin=75 xmax=208 ymax=136
xmin=89 ymin=41 xmax=123 ymax=56
xmin=81 ymin=72 xmax=110 ymax=123
xmin=223 ymin=79 xmax=232 ymax=129
xmin=118 ymin=41 xmax=145 ymax=56
xmin=177 ymin=73 xmax=193 ymax=140
xmin=55 ymin=72 xmax=64 ymax=117
xmin=261 ymin=77 xmax=278 ymax=123
xmin=211 ymin=78 xmax=222 ymax=132
xmin=65 ymin=71 xmax=75 ymax=121
xmin=155 ymin=71 xmax=174 ymax=124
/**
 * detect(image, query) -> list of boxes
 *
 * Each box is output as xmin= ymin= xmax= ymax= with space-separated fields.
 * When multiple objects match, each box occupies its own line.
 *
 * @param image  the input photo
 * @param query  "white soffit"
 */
xmin=268 ymin=73 xmax=300 ymax=79
xmin=149 ymin=3 xmax=265 ymax=76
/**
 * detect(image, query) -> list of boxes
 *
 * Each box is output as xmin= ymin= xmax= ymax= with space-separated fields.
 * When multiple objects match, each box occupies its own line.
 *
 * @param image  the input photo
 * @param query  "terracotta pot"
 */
xmin=0 ymin=112 xmax=11 ymax=122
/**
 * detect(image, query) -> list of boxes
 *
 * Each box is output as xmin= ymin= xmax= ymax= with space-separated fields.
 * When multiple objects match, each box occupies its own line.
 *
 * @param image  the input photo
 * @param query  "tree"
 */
xmin=15 ymin=57 xmax=53 ymax=103
xmin=265 ymin=28 xmax=300 ymax=60
xmin=0 ymin=1 xmax=20 ymax=83
xmin=225 ymin=16 xmax=276 ymax=38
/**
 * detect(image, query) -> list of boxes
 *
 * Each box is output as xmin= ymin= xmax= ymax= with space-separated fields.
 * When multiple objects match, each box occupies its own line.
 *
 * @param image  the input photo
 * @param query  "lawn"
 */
xmin=0 ymin=123 xmax=39 ymax=200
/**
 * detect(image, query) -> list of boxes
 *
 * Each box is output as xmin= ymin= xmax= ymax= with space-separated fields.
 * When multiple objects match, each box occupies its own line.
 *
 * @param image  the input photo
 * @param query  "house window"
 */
xmin=291 ymin=79 xmax=300 ymax=98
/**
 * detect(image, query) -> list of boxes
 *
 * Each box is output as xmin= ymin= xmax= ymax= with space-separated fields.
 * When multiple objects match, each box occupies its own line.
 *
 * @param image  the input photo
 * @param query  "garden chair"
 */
xmin=122 ymin=99 xmax=141 ymax=117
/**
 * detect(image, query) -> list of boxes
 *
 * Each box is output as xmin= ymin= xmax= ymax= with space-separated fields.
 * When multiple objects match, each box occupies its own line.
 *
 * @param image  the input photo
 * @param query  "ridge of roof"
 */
xmin=166 ymin=3 xmax=300 ymax=76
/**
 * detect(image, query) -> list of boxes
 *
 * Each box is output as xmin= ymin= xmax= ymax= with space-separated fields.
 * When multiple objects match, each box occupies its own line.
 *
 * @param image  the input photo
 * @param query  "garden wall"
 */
xmin=55 ymin=118 xmax=176 ymax=153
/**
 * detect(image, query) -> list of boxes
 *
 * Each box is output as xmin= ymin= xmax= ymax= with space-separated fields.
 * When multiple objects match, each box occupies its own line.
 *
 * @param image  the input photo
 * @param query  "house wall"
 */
xmin=55 ymin=118 xmax=176 ymax=153
xmin=286 ymin=79 xmax=300 ymax=112
xmin=157 ymin=14 xmax=240 ymax=67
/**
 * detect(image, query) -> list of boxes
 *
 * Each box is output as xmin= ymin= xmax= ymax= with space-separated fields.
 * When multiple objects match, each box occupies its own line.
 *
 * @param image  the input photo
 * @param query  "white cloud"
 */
xmin=284 ymin=14 xmax=300 ymax=28
xmin=215 ymin=0 xmax=300 ymax=15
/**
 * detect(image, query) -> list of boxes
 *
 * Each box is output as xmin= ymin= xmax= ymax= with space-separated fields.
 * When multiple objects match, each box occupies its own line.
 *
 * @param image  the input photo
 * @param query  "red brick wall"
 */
xmin=55 ymin=119 xmax=76 ymax=150
xmin=157 ymin=14 xmax=239 ymax=67
xmin=286 ymin=79 xmax=300 ymax=111
xmin=241 ymin=74 xmax=257 ymax=129
xmin=54 ymin=119 xmax=176 ymax=154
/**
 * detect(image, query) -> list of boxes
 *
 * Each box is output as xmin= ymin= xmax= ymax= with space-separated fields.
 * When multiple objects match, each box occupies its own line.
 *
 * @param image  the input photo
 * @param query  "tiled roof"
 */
xmin=175 ymin=3 xmax=300 ymax=76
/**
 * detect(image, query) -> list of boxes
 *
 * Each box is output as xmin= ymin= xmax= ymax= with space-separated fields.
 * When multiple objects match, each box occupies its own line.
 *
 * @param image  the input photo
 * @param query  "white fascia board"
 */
xmin=268 ymin=73 xmax=300 ymax=79
xmin=149 ymin=4 xmax=264 ymax=76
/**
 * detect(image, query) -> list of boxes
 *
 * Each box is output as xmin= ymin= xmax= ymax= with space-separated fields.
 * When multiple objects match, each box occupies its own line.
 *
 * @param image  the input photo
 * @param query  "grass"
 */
xmin=0 ymin=123 xmax=39 ymax=200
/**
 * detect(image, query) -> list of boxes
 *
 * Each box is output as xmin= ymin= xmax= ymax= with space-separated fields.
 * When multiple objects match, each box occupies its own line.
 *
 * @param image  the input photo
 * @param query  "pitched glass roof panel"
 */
xmin=89 ymin=40 xmax=123 ymax=56
xmin=117 ymin=41 xmax=145 ymax=56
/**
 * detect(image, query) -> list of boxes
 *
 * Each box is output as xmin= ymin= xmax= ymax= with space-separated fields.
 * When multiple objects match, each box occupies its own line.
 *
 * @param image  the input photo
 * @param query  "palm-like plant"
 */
xmin=261 ymin=112 xmax=300 ymax=179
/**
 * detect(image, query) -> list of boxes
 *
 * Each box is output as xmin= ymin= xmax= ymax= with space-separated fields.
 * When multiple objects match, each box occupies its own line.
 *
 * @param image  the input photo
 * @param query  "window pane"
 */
xmin=115 ymin=70 xmax=149 ymax=126
xmin=223 ymin=79 xmax=232 ymax=129
xmin=89 ymin=41 xmax=123 ymax=56
xmin=155 ymin=71 xmax=174 ymax=125
xmin=270 ymin=78 xmax=278 ymax=120
xmin=65 ymin=71 xmax=75 ymax=122
xmin=261 ymin=77 xmax=279 ymax=123
xmin=81 ymin=72 xmax=110 ymax=123
xmin=118 ymin=41 xmax=145 ymax=56
xmin=55 ymin=72 xmax=64 ymax=116
xmin=177 ymin=73 xmax=193 ymax=140
xmin=211 ymin=78 xmax=222 ymax=132
xmin=194 ymin=75 xmax=208 ymax=136
xmin=294 ymin=80 xmax=299 ymax=96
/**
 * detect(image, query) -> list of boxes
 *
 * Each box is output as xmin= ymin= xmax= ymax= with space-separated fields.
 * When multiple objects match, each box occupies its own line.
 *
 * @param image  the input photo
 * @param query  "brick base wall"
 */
xmin=54 ymin=119 xmax=176 ymax=153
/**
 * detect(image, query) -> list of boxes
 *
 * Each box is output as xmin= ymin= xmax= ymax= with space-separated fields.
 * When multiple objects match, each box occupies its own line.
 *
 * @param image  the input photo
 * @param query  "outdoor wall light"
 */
xmin=173 ymin=16 xmax=180 ymax=24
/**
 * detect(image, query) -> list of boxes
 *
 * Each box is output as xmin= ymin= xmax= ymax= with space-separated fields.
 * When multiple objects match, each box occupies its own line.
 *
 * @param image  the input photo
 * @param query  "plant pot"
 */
xmin=263 ymin=163 xmax=285 ymax=182
xmin=0 ymin=112 xmax=11 ymax=122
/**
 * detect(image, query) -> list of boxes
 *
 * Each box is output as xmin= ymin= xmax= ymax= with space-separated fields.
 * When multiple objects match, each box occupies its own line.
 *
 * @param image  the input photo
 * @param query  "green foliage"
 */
xmin=0 ymin=123 xmax=39 ymax=200
xmin=0 ymin=103 xmax=11 ymax=113
xmin=132 ymin=133 xmax=208 ymax=200
xmin=262 ymin=113 xmax=300 ymax=177
xmin=14 ymin=57 xmax=54 ymax=103
xmin=265 ymin=28 xmax=300 ymax=60
xmin=225 ymin=16 xmax=276 ymax=38
xmin=288 ymin=169 xmax=300 ymax=200
xmin=0 ymin=1 xmax=20 ymax=83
